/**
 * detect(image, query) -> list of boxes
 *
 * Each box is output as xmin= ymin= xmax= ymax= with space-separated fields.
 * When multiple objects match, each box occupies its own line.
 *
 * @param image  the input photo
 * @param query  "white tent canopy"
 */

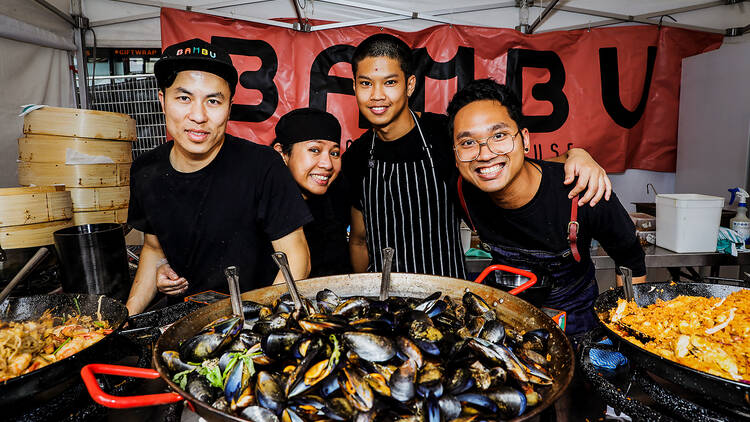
xmin=1 ymin=0 xmax=748 ymax=204
xmin=79 ymin=0 xmax=749 ymax=48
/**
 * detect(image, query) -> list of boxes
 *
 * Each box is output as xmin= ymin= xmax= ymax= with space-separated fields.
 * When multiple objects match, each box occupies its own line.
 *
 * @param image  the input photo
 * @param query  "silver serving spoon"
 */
xmin=224 ymin=265 xmax=244 ymax=327
xmin=380 ymin=247 xmax=395 ymax=301
xmin=271 ymin=251 xmax=309 ymax=316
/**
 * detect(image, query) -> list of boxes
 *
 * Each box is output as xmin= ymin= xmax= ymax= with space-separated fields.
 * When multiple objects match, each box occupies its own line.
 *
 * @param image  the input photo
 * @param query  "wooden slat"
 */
xmin=18 ymin=162 xmax=130 ymax=187
xmin=0 ymin=186 xmax=65 ymax=196
xmin=72 ymin=208 xmax=128 ymax=225
xmin=23 ymin=106 xmax=137 ymax=141
xmin=0 ymin=189 xmax=73 ymax=227
xmin=0 ymin=220 xmax=73 ymax=249
xmin=18 ymin=135 xmax=133 ymax=163
xmin=68 ymin=187 xmax=130 ymax=211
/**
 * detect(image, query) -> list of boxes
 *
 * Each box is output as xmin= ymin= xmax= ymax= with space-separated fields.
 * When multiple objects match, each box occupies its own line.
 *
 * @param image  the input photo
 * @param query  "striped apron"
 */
xmin=361 ymin=110 xmax=466 ymax=278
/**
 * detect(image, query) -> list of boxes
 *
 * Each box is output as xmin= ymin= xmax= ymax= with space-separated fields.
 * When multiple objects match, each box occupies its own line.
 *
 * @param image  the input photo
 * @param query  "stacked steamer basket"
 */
xmin=0 ymin=186 xmax=73 ymax=249
xmin=18 ymin=107 xmax=136 ymax=225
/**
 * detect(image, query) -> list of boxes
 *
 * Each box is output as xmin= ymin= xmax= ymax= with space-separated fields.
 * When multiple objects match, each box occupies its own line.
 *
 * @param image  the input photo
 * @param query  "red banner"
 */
xmin=161 ymin=8 xmax=722 ymax=172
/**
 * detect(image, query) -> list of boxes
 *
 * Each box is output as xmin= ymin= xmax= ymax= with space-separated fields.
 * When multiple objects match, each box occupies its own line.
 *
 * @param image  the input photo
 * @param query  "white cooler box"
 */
xmin=655 ymin=194 xmax=724 ymax=253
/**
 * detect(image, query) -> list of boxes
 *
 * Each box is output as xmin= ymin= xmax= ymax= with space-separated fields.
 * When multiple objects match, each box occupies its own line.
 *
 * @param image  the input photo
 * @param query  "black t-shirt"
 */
xmin=342 ymin=112 xmax=455 ymax=210
xmin=128 ymin=135 xmax=313 ymax=299
xmin=304 ymin=178 xmax=352 ymax=277
xmin=459 ymin=159 xmax=646 ymax=277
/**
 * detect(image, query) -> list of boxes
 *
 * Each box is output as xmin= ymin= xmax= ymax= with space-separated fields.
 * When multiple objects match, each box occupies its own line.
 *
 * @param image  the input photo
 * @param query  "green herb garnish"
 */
xmin=93 ymin=321 xmax=105 ymax=328
xmin=73 ymin=297 xmax=81 ymax=315
xmin=221 ymin=348 xmax=259 ymax=385
xmin=53 ymin=337 xmax=71 ymax=355
xmin=172 ymin=368 xmax=195 ymax=390
xmin=197 ymin=360 xmax=223 ymax=388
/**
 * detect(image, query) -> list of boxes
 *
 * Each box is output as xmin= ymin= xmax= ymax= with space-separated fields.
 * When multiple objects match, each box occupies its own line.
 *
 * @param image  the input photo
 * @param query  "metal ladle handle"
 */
xmin=271 ymin=251 xmax=306 ymax=315
xmin=380 ymin=247 xmax=395 ymax=301
xmin=224 ymin=266 xmax=243 ymax=319
xmin=0 ymin=247 xmax=49 ymax=304
xmin=620 ymin=266 xmax=634 ymax=302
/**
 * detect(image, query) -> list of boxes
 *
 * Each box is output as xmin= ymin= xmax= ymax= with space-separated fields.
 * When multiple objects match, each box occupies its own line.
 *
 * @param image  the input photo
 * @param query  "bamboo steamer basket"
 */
xmin=23 ymin=107 xmax=136 ymax=141
xmin=0 ymin=220 xmax=73 ymax=249
xmin=72 ymin=208 xmax=128 ymax=225
xmin=0 ymin=186 xmax=73 ymax=227
xmin=68 ymin=187 xmax=130 ymax=212
xmin=18 ymin=135 xmax=133 ymax=164
xmin=18 ymin=162 xmax=130 ymax=188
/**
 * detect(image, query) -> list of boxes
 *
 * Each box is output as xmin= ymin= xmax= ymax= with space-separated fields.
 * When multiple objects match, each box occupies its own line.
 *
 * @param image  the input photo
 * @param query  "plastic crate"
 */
xmin=655 ymin=194 xmax=724 ymax=253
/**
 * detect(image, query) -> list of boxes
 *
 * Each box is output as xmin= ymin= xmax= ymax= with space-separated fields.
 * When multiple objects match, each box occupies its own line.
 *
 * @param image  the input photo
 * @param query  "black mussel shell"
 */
xmin=332 ymin=296 xmax=371 ymax=318
xmin=262 ymin=330 xmax=305 ymax=360
xmin=343 ymin=332 xmax=396 ymax=362
xmin=487 ymin=386 xmax=528 ymax=418
xmin=241 ymin=405 xmax=280 ymax=422
xmin=479 ymin=319 xmax=506 ymax=345
xmin=522 ymin=329 xmax=550 ymax=354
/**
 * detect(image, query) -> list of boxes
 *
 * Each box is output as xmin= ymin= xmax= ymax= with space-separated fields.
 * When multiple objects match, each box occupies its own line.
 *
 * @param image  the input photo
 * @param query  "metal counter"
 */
xmin=466 ymin=246 xmax=750 ymax=281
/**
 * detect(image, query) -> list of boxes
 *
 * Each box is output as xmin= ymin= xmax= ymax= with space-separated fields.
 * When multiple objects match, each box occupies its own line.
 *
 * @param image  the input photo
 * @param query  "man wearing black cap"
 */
xmin=272 ymin=108 xmax=352 ymax=277
xmin=125 ymin=39 xmax=312 ymax=315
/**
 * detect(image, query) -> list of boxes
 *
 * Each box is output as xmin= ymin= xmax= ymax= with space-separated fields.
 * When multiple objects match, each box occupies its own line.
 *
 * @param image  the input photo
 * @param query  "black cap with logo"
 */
xmin=154 ymin=38 xmax=238 ymax=95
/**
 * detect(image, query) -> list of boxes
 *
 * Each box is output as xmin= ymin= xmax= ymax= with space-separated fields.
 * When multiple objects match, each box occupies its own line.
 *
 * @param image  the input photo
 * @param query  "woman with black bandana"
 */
xmin=272 ymin=108 xmax=352 ymax=277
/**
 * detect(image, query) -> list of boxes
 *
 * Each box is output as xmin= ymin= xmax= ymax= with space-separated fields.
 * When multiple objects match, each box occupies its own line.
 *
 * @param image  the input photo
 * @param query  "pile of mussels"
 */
xmin=162 ymin=290 xmax=555 ymax=422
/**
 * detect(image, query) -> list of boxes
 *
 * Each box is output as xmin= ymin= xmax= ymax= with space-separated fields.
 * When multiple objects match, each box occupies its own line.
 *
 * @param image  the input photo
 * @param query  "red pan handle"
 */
xmin=474 ymin=264 xmax=538 ymax=296
xmin=81 ymin=363 xmax=183 ymax=408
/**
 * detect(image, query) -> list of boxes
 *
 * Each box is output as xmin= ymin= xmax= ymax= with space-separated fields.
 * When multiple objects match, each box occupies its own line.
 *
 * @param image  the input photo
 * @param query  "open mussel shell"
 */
xmin=223 ymin=354 xmax=253 ymax=405
xmin=338 ymin=365 xmax=375 ymax=412
xmin=522 ymin=328 xmax=550 ymax=354
xmin=324 ymin=396 xmax=355 ymax=420
xmin=179 ymin=316 xmax=242 ymax=362
xmin=455 ymin=392 xmax=500 ymax=415
xmin=256 ymin=371 xmax=286 ymax=415
xmin=161 ymin=350 xmax=196 ymax=372
xmin=298 ymin=314 xmax=349 ymax=334
xmin=332 ymin=296 xmax=371 ymax=318
xmin=343 ymin=332 xmax=396 ymax=362
xmin=446 ymin=367 xmax=474 ymax=395
xmin=462 ymin=291 xmax=496 ymax=321
xmin=280 ymin=407 xmax=305 ymax=422
xmin=316 ymin=288 xmax=340 ymax=314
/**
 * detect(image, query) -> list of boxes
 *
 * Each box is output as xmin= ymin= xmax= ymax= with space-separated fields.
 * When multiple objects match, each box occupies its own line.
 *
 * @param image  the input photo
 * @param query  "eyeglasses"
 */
xmin=453 ymin=130 xmax=522 ymax=162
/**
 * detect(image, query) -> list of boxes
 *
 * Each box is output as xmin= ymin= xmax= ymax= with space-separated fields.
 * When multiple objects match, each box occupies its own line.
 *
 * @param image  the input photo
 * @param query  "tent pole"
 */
xmin=71 ymin=0 xmax=90 ymax=109
xmin=33 ymin=0 xmax=76 ymax=26
xmin=528 ymin=0 xmax=560 ymax=33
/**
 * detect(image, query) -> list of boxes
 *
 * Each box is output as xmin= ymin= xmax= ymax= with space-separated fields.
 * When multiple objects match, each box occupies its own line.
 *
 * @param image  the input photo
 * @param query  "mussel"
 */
xmin=343 ymin=332 xmax=396 ymax=362
xmin=179 ymin=316 xmax=242 ymax=362
xmin=256 ymin=371 xmax=286 ymax=415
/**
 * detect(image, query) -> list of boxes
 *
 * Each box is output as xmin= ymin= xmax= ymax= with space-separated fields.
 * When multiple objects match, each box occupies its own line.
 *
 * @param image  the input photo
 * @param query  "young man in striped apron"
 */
xmin=342 ymin=34 xmax=612 ymax=279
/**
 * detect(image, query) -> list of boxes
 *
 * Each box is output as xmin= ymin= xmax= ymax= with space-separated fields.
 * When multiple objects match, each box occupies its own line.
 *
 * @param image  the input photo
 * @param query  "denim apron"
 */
xmin=457 ymin=176 xmax=598 ymax=336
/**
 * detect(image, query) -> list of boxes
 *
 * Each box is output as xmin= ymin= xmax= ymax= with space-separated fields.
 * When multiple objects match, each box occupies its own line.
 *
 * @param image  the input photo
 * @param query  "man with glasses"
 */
xmin=447 ymin=79 xmax=646 ymax=337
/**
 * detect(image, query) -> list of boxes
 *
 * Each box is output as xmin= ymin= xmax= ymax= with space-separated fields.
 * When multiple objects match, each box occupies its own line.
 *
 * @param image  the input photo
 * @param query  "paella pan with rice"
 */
xmin=603 ymin=287 xmax=750 ymax=383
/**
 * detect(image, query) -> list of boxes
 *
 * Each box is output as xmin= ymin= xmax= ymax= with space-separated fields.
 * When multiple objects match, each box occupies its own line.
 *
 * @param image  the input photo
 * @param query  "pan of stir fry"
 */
xmin=0 ymin=293 xmax=128 ymax=408
xmin=595 ymin=281 xmax=750 ymax=411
